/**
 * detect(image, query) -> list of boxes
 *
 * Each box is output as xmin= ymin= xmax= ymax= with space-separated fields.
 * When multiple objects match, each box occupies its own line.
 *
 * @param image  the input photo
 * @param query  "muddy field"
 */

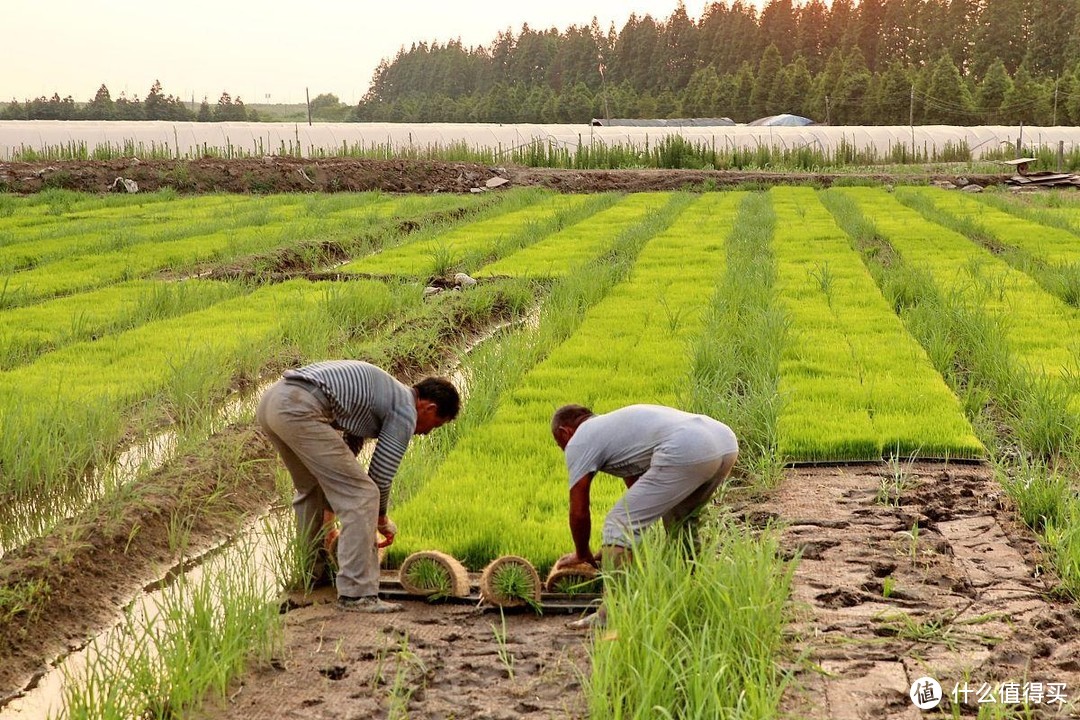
xmin=186 ymin=462 xmax=1076 ymax=720
xmin=0 ymin=157 xmax=1005 ymax=196
xmin=0 ymin=162 xmax=1075 ymax=719
xmin=3 ymin=442 xmax=1079 ymax=718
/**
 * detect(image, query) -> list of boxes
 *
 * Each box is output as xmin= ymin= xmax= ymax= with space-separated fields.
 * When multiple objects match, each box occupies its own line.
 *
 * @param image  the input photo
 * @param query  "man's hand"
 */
xmin=377 ymin=515 xmax=397 ymax=548
xmin=556 ymin=551 xmax=596 ymax=569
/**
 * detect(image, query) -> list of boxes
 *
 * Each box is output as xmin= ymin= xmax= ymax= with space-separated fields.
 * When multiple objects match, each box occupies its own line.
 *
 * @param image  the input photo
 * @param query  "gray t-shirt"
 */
xmin=564 ymin=404 xmax=738 ymax=486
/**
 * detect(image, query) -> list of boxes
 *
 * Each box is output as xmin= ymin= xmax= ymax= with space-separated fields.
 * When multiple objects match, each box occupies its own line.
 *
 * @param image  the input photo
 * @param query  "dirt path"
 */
xmin=0 ymin=157 xmax=1006 ymax=195
xmin=736 ymin=463 xmax=1080 ymax=718
xmin=197 ymin=591 xmax=590 ymax=720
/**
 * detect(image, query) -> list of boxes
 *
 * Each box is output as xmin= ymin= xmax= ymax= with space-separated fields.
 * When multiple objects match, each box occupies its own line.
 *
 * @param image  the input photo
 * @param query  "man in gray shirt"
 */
xmin=551 ymin=403 xmax=739 ymax=626
xmin=258 ymin=360 xmax=459 ymax=613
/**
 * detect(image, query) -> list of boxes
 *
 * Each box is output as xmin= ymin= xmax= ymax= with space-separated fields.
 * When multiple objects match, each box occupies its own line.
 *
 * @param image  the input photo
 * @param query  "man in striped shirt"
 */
xmin=257 ymin=360 xmax=460 ymax=613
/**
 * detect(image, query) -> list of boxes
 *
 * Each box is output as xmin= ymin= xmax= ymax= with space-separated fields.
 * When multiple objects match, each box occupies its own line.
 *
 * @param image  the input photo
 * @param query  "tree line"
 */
xmin=355 ymin=0 xmax=1080 ymax=125
xmin=7 ymin=0 xmax=1080 ymax=126
xmin=1 ymin=82 xmax=259 ymax=122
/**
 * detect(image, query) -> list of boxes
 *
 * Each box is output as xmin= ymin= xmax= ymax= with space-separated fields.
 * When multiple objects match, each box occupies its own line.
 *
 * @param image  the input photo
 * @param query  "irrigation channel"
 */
xmin=0 ymin=304 xmax=581 ymax=718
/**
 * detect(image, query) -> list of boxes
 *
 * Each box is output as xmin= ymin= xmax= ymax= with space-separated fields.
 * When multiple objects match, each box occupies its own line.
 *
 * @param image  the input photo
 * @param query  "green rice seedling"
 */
xmin=998 ymin=457 xmax=1073 ymax=532
xmin=260 ymin=509 xmax=313 ymax=594
xmin=549 ymin=574 xmax=603 ymax=596
xmin=686 ymin=192 xmax=785 ymax=487
xmin=0 ymin=278 xmax=422 ymax=551
xmin=0 ymin=279 xmax=247 ymax=369
xmin=773 ymin=187 xmax=982 ymax=462
xmin=385 ymin=635 xmax=426 ymax=720
xmin=57 ymin=538 xmax=282 ymax=719
xmin=481 ymin=557 xmax=543 ymax=611
xmin=1043 ymin=508 xmax=1080 ymax=600
xmin=876 ymin=453 xmax=916 ymax=507
xmin=476 ymin=193 xmax=671 ymax=279
xmin=428 ymin=241 xmax=460 ymax=277
xmin=588 ymin=522 xmax=794 ymax=719
xmin=0 ymin=192 xmax=472 ymax=306
xmin=875 ymin=610 xmax=963 ymax=650
xmin=490 ymin=564 xmax=535 ymax=604
xmin=398 ymin=550 xmax=471 ymax=600
xmin=901 ymin=188 xmax=1080 ymax=268
xmin=389 ymin=193 xmax=744 ymax=569
xmin=344 ymin=191 xmax=606 ymax=277
xmin=0 ymin=579 xmax=50 ymax=625
xmin=490 ymin=610 xmax=515 ymax=681
xmin=403 ymin=556 xmax=453 ymax=598
xmin=832 ymin=187 xmax=1080 ymax=460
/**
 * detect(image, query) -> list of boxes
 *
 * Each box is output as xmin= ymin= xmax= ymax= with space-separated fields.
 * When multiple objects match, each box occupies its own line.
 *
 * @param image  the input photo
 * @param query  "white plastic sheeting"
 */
xmin=2 ymin=120 xmax=1080 ymax=160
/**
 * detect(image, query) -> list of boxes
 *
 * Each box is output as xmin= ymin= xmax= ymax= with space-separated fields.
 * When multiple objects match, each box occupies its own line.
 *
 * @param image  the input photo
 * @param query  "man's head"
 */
xmin=413 ymin=377 xmax=460 ymax=435
xmin=551 ymin=404 xmax=594 ymax=450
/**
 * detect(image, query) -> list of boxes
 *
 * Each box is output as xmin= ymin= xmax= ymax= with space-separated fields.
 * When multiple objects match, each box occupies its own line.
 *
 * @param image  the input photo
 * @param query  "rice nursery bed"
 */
xmin=2 ymin=182 xmax=1080 ymax=720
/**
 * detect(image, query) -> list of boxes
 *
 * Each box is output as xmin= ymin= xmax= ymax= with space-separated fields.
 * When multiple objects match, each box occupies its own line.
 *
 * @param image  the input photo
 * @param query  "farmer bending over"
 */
xmin=258 ymin=360 xmax=459 ymax=613
xmin=551 ymin=403 xmax=738 ymax=628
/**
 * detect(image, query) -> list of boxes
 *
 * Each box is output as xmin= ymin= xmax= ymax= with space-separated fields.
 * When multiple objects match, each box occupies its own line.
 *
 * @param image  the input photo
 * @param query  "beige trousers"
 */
xmin=257 ymin=379 xmax=380 ymax=597
xmin=601 ymin=451 xmax=739 ymax=550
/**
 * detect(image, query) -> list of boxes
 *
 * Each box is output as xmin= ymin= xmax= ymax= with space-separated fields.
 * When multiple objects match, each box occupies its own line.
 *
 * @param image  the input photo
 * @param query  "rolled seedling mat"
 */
xmin=479 ymin=555 xmax=542 ymax=608
xmin=398 ymin=550 xmax=471 ymax=598
xmin=544 ymin=562 xmax=601 ymax=594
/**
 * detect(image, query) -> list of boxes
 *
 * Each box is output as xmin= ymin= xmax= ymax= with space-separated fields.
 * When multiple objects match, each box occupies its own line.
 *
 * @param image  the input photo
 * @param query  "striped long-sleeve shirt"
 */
xmin=284 ymin=360 xmax=416 ymax=515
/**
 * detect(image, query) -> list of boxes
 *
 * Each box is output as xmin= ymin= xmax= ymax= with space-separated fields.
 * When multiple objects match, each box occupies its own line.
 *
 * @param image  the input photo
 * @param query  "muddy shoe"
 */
xmin=337 ymin=595 xmax=402 ymax=613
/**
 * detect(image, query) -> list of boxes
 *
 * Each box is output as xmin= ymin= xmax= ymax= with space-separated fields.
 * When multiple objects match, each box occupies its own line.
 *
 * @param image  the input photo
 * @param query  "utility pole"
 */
xmin=825 ymin=95 xmax=831 ymax=125
xmin=305 ymin=87 xmax=312 ymax=126
xmin=1053 ymin=77 xmax=1059 ymax=126
xmin=909 ymin=85 xmax=916 ymax=158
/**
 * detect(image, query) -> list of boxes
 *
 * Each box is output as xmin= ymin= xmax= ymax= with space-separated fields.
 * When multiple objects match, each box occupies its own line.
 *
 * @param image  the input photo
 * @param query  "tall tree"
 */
xmin=84 ymin=84 xmax=115 ymax=120
xmin=143 ymin=80 xmax=167 ymax=120
xmin=759 ymin=0 xmax=797 ymax=63
xmin=1002 ymin=60 xmax=1052 ymax=124
xmin=873 ymin=63 xmax=913 ymax=124
xmin=921 ymin=54 xmax=976 ymax=124
xmin=661 ymin=3 xmax=698 ymax=90
xmin=853 ymin=0 xmax=886 ymax=71
xmin=1027 ymin=0 xmax=1079 ymax=76
xmin=794 ymin=0 xmax=829 ymax=71
xmin=114 ymin=92 xmax=143 ymax=120
xmin=612 ymin=14 xmax=661 ymax=91
xmin=784 ymin=55 xmax=814 ymax=117
xmin=971 ymin=0 xmax=1032 ymax=77
xmin=833 ymin=47 xmax=873 ymax=123
xmin=698 ymin=1 xmax=761 ymax=74
xmin=975 ymin=58 xmax=1014 ymax=123
xmin=683 ymin=65 xmax=723 ymax=116
xmin=750 ymin=43 xmax=784 ymax=117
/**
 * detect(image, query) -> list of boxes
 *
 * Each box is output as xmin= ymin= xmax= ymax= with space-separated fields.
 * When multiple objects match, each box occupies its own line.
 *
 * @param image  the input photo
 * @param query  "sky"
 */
xmin=2 ymin=0 xmax=731 ymax=107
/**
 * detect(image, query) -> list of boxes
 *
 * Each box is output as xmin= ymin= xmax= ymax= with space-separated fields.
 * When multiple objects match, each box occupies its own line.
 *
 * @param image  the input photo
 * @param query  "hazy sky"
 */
xmin=2 ymin=0 xmax=735 ymax=106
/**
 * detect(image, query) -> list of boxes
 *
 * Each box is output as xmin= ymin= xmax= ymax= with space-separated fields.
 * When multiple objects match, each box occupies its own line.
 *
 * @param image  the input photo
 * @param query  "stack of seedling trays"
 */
xmin=376 ymin=551 xmax=602 ymax=613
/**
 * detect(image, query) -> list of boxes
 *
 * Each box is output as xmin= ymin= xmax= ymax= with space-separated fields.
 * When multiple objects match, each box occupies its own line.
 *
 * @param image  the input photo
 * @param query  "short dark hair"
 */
xmin=414 ymin=377 xmax=460 ymax=420
xmin=551 ymin=404 xmax=594 ymax=435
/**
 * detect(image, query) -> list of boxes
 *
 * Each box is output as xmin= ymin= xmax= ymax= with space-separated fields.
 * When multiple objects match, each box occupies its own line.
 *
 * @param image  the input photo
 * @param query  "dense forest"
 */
xmin=356 ymin=0 xmax=1080 ymax=125
xmin=6 ymin=0 xmax=1080 ymax=126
